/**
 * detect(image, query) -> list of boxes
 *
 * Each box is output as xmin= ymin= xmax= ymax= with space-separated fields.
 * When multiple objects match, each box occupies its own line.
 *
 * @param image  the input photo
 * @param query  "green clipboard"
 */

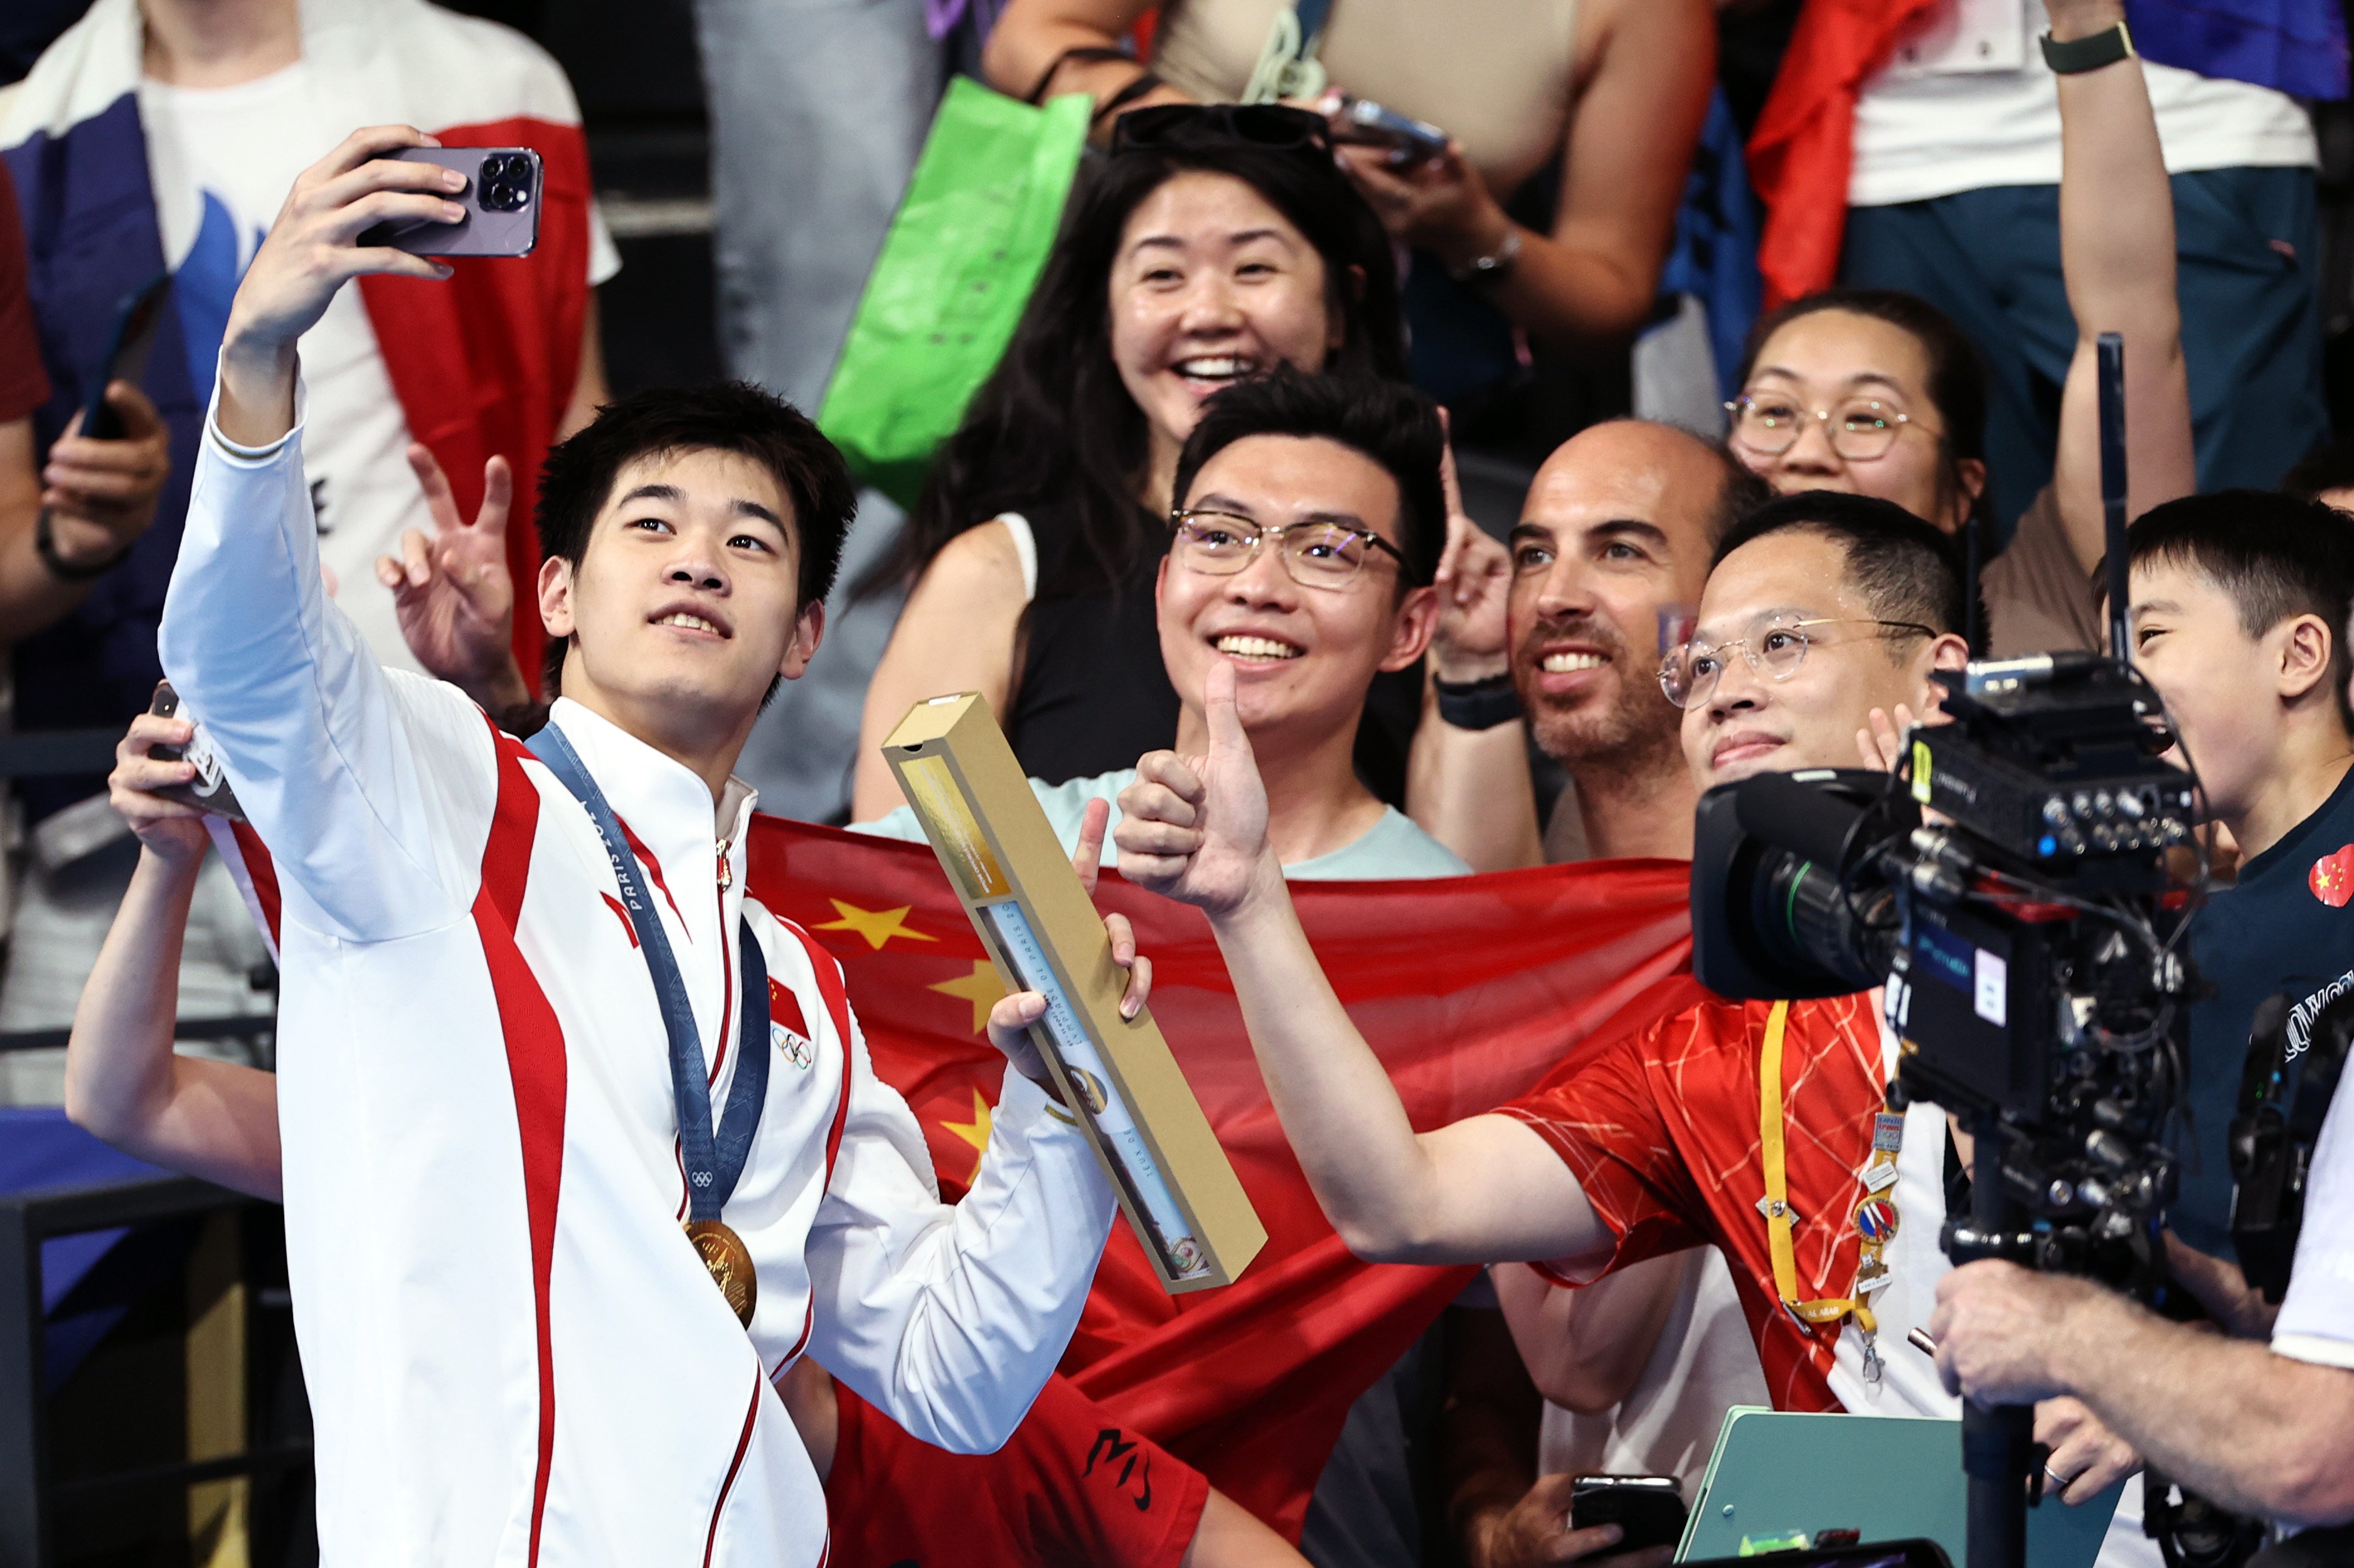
xmin=1677 ymin=1408 xmax=2123 ymax=1565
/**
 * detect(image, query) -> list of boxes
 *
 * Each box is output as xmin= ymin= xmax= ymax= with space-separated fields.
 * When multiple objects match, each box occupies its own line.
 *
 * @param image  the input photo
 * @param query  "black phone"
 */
xmin=1569 ymin=1474 xmax=1688 ymax=1553
xmin=1681 ymin=1542 xmax=1953 ymax=1568
xmin=358 ymin=147 xmax=542 ymax=258
xmin=146 ymin=681 xmax=246 ymax=822
xmin=82 ymin=272 xmax=171 ymax=440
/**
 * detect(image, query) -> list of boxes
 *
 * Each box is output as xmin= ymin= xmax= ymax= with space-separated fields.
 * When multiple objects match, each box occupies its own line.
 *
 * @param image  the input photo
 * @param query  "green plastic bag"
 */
xmin=818 ymin=77 xmax=1092 ymax=511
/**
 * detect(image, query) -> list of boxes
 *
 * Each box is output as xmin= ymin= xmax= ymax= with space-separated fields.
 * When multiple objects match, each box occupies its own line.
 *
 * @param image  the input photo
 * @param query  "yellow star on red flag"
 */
xmin=814 ymin=899 xmax=939 ymax=951
xmin=929 ymin=960 xmax=1009 ymax=1035
xmin=940 ymin=1088 xmax=994 ymax=1184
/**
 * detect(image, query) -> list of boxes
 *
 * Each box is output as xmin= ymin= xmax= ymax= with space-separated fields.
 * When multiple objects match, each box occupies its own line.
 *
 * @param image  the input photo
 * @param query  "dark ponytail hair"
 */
xmin=1736 ymin=287 xmax=1991 ymax=530
xmin=864 ymin=140 xmax=1407 ymax=602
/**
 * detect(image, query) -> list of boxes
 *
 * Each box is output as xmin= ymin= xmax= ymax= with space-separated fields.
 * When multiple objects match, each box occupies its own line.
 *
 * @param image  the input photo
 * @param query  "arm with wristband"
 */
xmin=1405 ymin=425 xmax=1543 ymax=871
xmin=2042 ymin=0 xmax=2195 ymax=575
xmin=985 ymin=0 xmax=1193 ymax=137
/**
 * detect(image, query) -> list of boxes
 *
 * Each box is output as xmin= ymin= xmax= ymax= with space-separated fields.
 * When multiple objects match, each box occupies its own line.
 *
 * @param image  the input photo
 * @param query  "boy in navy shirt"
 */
xmin=2123 ymin=491 xmax=2354 ymax=1261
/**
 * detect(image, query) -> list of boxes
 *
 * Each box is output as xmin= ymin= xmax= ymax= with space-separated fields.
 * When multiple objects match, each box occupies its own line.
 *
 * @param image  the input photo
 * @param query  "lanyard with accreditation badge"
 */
xmin=528 ymin=723 xmax=772 ymax=1327
xmin=1757 ymin=1000 xmax=1907 ymax=1385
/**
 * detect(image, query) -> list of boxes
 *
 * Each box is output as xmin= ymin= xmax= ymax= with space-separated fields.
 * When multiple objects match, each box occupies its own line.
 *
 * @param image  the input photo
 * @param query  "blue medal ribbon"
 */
xmin=527 ymin=723 xmax=770 ymax=1222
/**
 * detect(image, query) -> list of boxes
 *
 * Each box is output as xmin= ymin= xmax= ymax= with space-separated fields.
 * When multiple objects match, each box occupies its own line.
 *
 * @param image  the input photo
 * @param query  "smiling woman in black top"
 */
xmin=850 ymin=107 xmax=1411 ymax=820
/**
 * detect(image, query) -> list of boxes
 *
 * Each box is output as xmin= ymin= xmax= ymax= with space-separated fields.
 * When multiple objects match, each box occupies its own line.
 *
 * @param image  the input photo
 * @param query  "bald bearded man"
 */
xmin=1407 ymin=423 xmax=1773 ymax=1567
xmin=1411 ymin=419 xmax=1769 ymax=869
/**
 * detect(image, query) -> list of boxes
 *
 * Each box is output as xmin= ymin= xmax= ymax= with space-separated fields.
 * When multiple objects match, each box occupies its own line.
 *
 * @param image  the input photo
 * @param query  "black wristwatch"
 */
xmin=2041 ymin=20 xmax=2134 ymax=75
xmin=1435 ymin=672 xmax=1522 ymax=731
xmin=35 ymin=508 xmax=130 ymax=582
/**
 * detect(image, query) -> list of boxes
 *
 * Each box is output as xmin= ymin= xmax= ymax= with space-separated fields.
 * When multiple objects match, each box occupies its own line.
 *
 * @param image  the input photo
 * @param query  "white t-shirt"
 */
xmin=139 ymin=60 xmax=620 ymax=673
xmin=1818 ymin=1006 xmax=1957 ymax=1420
xmin=2272 ymin=1068 xmax=2354 ymax=1370
xmin=1537 ymin=1249 xmax=1772 ymax=1497
xmin=1850 ymin=0 xmax=2317 ymax=207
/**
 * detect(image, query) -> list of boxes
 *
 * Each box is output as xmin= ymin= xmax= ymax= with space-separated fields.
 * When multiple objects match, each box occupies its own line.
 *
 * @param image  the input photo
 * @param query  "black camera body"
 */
xmin=1693 ymin=653 xmax=2196 ymax=1288
xmin=1904 ymin=656 xmax=2195 ymax=878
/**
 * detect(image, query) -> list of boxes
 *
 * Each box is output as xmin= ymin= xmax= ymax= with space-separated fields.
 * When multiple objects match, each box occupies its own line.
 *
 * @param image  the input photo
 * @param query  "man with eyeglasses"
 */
xmin=1114 ymin=487 xmax=2164 ymax=1566
xmin=857 ymin=369 xmax=1462 ymax=883
xmin=863 ymin=369 xmax=1470 ymax=1568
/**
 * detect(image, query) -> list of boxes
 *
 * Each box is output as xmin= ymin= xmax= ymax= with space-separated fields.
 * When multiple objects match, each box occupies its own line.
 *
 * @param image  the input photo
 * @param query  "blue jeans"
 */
xmin=691 ymin=0 xmax=941 ymax=820
xmin=1841 ymin=166 xmax=2327 ymax=535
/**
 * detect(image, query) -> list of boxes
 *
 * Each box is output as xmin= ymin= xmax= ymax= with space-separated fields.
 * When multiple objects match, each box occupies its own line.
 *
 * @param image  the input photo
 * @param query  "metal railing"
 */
xmin=0 ymin=1016 xmax=273 ymax=1057
xmin=0 ymin=728 xmax=301 ymax=1564
xmin=0 ymin=1178 xmax=305 ymax=1568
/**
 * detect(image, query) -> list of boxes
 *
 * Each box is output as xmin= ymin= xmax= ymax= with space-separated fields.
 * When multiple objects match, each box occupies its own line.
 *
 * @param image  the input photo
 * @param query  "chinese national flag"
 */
xmin=745 ymin=818 xmax=1702 ymax=1537
xmin=1747 ymin=0 xmax=1939 ymax=306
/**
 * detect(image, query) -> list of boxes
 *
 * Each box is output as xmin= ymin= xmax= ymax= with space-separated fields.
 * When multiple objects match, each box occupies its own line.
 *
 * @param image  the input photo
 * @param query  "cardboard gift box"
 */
xmin=881 ymin=694 xmax=1266 ymax=1292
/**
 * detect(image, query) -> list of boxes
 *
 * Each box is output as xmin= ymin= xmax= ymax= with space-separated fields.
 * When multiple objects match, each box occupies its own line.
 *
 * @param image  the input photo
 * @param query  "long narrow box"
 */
xmin=882 ymin=693 xmax=1267 ymax=1293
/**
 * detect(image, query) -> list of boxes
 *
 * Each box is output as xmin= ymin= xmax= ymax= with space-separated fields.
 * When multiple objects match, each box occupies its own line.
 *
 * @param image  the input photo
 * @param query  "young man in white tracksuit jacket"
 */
xmin=157 ymin=124 xmax=1128 ymax=1567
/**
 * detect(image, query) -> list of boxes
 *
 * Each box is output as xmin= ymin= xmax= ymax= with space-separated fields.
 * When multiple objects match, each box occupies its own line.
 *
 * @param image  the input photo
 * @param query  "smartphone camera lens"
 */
xmin=477 ymin=154 xmax=531 ymax=213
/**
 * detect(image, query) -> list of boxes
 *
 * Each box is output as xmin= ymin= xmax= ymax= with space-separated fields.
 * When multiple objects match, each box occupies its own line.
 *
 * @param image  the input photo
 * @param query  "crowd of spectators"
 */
xmin=8 ymin=0 xmax=2354 ymax=1565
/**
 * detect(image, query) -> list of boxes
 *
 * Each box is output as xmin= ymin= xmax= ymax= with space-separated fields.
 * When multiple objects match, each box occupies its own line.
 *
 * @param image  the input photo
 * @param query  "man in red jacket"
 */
xmin=1116 ymin=489 xmax=2159 ymax=1564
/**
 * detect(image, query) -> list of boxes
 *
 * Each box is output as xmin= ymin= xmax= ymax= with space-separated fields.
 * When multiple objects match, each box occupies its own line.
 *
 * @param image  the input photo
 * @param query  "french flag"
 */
xmin=3 ymin=0 xmax=594 ymax=738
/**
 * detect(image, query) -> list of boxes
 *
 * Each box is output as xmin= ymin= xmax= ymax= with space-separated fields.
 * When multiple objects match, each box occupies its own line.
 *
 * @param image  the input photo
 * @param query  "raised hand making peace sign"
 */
xmin=376 ymin=443 xmax=535 ymax=719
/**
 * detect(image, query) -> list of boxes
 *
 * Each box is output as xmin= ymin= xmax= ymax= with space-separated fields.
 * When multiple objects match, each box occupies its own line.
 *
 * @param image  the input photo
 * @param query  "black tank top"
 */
xmin=1004 ymin=501 xmax=1183 ymax=786
xmin=1002 ymin=501 xmax=1419 ymax=804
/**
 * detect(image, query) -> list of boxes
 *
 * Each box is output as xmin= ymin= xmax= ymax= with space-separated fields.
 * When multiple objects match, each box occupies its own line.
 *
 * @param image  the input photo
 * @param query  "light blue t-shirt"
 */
xmin=854 ymin=766 xmax=1469 ymax=881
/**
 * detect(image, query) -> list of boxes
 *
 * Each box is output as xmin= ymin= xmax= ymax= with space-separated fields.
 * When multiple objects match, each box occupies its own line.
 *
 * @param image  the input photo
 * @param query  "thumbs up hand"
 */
xmin=1116 ymin=659 xmax=1276 ymax=915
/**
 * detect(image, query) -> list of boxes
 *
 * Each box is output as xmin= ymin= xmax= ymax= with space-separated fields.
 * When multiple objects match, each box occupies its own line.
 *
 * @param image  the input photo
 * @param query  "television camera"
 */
xmin=1691 ymin=647 xmax=2204 ymax=1568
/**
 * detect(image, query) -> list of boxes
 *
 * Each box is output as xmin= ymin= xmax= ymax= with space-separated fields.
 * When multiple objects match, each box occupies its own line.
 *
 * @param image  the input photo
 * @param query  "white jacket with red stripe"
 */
xmin=157 ymin=401 xmax=1117 ymax=1567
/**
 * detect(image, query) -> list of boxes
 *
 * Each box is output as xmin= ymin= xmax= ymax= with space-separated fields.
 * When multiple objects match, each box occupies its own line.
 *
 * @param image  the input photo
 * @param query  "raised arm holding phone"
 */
xmin=169 ymin=125 xmax=1136 ymax=1567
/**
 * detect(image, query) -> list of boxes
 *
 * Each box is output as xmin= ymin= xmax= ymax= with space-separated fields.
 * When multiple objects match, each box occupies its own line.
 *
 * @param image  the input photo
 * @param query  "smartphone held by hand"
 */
xmin=81 ymin=273 xmax=171 ymax=441
xmin=1324 ymin=94 xmax=1449 ymax=166
xmin=146 ymin=682 xmax=246 ymax=822
xmin=359 ymin=147 xmax=541 ymax=258
xmin=1569 ymin=1474 xmax=1689 ymax=1554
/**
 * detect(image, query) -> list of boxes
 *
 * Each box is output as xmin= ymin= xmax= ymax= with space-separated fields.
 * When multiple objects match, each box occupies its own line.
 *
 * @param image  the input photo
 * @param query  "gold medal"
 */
xmin=684 ymin=1219 xmax=757 ymax=1326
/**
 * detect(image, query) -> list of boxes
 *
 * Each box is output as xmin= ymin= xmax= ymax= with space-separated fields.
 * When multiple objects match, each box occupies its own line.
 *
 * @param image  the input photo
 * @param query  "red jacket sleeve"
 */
xmin=0 ymin=159 xmax=53 ymax=425
xmin=1496 ymin=1008 xmax=1717 ymax=1284
xmin=826 ymin=1374 xmax=1210 ymax=1568
xmin=1011 ymin=1374 xmax=1210 ymax=1568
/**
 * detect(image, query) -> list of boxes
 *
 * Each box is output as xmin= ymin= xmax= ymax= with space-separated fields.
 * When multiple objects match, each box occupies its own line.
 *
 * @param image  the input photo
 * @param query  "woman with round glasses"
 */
xmin=1725 ymin=0 xmax=2195 ymax=662
xmin=851 ymin=106 xmax=1415 ymax=821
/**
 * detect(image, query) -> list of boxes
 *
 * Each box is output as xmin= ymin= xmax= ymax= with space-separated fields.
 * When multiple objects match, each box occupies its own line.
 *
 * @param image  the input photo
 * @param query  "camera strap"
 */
xmin=1758 ymin=1000 xmax=1905 ymax=1382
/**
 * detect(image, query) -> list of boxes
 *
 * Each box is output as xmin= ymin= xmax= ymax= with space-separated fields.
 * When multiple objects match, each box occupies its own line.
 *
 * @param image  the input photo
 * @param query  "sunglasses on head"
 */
xmin=1110 ymin=103 xmax=1331 ymax=157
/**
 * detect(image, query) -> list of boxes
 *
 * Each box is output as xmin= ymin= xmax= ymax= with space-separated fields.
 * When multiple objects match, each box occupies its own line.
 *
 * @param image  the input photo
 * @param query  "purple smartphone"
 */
xmin=359 ymin=147 xmax=542 ymax=258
